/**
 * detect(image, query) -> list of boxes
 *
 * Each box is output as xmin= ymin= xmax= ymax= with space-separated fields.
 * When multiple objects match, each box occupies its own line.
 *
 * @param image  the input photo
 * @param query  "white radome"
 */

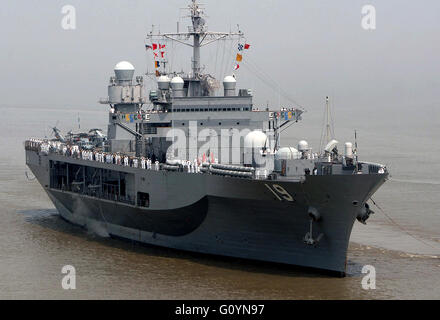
xmin=171 ymin=76 xmax=184 ymax=84
xmin=223 ymin=75 xmax=237 ymax=92
xmin=244 ymin=130 xmax=268 ymax=149
xmin=157 ymin=75 xmax=171 ymax=90
xmin=114 ymin=61 xmax=135 ymax=71
xmin=344 ymin=142 xmax=353 ymax=158
xmin=324 ymin=139 xmax=339 ymax=153
xmin=276 ymin=147 xmax=300 ymax=160
xmin=223 ymin=75 xmax=236 ymax=83
xmin=298 ymin=140 xmax=309 ymax=151
xmin=158 ymin=75 xmax=171 ymax=82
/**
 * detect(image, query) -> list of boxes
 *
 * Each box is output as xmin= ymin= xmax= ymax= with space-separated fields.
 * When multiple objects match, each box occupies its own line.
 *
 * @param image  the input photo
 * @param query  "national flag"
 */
xmin=238 ymin=43 xmax=244 ymax=51
xmin=236 ymin=53 xmax=243 ymax=62
xmin=152 ymin=43 xmax=158 ymax=50
xmin=234 ymin=64 xmax=240 ymax=70
xmin=155 ymin=61 xmax=160 ymax=68
xmin=244 ymin=43 xmax=250 ymax=49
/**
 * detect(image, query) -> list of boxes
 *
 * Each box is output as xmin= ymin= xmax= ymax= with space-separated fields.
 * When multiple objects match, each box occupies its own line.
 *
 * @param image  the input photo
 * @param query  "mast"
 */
xmin=191 ymin=0 xmax=202 ymax=75
xmin=325 ymin=96 xmax=331 ymax=145
xmin=320 ymin=96 xmax=335 ymax=153
xmin=147 ymin=0 xmax=243 ymax=79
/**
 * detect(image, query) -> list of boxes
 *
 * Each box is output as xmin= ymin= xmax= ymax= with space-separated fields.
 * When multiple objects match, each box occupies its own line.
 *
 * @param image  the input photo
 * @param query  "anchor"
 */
xmin=356 ymin=203 xmax=375 ymax=225
xmin=303 ymin=207 xmax=324 ymax=246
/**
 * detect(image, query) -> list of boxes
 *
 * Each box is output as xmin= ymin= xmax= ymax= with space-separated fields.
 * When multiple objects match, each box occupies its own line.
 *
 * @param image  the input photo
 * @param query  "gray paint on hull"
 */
xmin=28 ymin=150 xmax=387 ymax=273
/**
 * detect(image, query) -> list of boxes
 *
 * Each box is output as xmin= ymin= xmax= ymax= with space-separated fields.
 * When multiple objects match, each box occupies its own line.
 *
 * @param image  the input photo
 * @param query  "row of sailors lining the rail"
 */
xmin=74 ymin=149 xmax=160 ymax=170
xmin=27 ymin=139 xmax=213 ymax=173
xmin=26 ymin=140 xmax=161 ymax=171
xmin=79 ymin=150 xmax=159 ymax=170
xmin=25 ymin=139 xmax=47 ymax=152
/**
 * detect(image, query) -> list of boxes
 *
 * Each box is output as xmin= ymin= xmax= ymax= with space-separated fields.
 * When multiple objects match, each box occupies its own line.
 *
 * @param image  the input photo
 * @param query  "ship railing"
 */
xmin=24 ymin=139 xmax=45 ymax=152
xmin=26 ymin=139 xmax=222 ymax=176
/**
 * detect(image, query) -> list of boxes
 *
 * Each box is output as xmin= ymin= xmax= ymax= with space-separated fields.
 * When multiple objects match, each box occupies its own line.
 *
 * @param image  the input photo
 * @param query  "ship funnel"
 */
xmin=114 ymin=61 xmax=135 ymax=82
xmin=223 ymin=75 xmax=236 ymax=97
xmin=171 ymin=76 xmax=185 ymax=97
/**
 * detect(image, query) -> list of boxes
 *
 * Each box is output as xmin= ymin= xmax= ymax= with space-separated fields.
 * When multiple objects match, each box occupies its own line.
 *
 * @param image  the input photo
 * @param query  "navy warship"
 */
xmin=25 ymin=0 xmax=388 ymax=275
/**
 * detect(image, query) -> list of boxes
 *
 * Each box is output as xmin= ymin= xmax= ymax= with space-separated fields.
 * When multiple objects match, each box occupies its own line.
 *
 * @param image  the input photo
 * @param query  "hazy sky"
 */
xmin=1 ymin=0 xmax=439 ymax=111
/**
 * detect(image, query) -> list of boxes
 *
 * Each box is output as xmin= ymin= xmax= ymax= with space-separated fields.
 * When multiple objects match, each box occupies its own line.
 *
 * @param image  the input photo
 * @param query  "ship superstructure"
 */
xmin=25 ymin=0 xmax=388 ymax=275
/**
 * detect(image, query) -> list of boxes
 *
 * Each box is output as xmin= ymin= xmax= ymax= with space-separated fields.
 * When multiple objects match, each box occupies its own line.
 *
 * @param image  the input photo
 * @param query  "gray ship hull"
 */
xmin=26 ymin=150 xmax=387 ymax=275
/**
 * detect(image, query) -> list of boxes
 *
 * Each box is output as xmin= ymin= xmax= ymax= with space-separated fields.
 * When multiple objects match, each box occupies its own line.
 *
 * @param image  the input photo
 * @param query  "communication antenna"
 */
xmin=354 ymin=129 xmax=359 ymax=164
xmin=146 ymin=0 xmax=243 ymax=78
xmin=319 ymin=96 xmax=335 ymax=154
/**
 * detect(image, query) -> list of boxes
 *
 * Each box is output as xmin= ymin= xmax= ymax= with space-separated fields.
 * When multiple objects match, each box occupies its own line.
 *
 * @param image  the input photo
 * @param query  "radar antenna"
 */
xmin=147 ymin=0 xmax=244 ymax=78
xmin=319 ymin=96 xmax=335 ymax=154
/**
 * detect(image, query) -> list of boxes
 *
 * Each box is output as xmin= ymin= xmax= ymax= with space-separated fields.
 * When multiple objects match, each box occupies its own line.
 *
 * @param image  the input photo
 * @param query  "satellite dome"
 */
xmin=114 ymin=61 xmax=135 ymax=81
xmin=171 ymin=76 xmax=184 ymax=84
xmin=223 ymin=75 xmax=236 ymax=83
xmin=298 ymin=140 xmax=309 ymax=151
xmin=276 ymin=147 xmax=300 ymax=160
xmin=157 ymin=75 xmax=171 ymax=90
xmin=244 ymin=130 xmax=267 ymax=149
xmin=344 ymin=142 xmax=353 ymax=158
xmin=223 ymin=75 xmax=237 ymax=96
xmin=170 ymin=76 xmax=185 ymax=97
xmin=170 ymin=76 xmax=184 ymax=89
xmin=115 ymin=61 xmax=135 ymax=71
